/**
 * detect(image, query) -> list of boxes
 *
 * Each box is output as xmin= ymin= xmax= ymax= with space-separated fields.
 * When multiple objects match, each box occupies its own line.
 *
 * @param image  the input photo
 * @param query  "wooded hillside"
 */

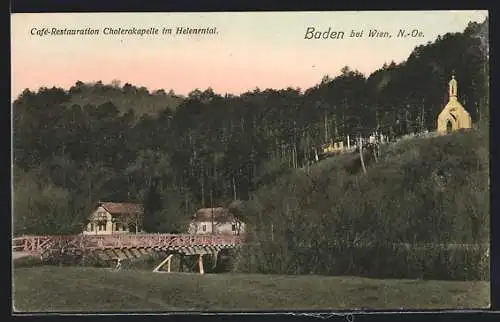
xmin=234 ymin=128 xmax=489 ymax=280
xmin=13 ymin=19 xmax=488 ymax=238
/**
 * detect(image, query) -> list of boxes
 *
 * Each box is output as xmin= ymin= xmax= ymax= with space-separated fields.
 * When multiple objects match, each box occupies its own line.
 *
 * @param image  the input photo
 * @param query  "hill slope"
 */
xmin=235 ymin=128 xmax=489 ymax=280
xmin=12 ymin=18 xmax=488 ymax=244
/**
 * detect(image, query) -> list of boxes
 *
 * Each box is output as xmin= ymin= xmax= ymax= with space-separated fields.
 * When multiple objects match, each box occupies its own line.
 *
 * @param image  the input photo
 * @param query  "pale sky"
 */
xmin=11 ymin=11 xmax=488 ymax=99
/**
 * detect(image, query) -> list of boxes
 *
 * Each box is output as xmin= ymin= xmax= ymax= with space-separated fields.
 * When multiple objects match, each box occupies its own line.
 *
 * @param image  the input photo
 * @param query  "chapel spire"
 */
xmin=449 ymin=73 xmax=458 ymax=99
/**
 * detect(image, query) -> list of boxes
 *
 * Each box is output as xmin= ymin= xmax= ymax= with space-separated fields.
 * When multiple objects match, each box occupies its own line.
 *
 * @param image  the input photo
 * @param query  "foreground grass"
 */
xmin=13 ymin=266 xmax=489 ymax=312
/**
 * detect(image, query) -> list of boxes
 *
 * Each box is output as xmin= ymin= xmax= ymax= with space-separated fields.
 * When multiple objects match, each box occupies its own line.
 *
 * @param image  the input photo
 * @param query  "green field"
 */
xmin=12 ymin=266 xmax=489 ymax=312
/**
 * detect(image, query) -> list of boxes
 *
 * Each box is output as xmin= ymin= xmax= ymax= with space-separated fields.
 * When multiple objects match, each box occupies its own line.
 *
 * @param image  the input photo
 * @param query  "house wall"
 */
xmin=83 ymin=206 xmax=135 ymax=235
xmin=188 ymin=220 xmax=246 ymax=235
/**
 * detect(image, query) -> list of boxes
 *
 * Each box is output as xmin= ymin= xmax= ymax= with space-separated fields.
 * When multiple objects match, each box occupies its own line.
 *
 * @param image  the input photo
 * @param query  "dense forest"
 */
xmin=13 ymin=19 xmax=488 ymax=240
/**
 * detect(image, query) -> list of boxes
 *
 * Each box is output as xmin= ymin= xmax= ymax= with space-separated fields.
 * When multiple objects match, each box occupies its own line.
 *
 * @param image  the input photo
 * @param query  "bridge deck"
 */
xmin=12 ymin=234 xmax=243 ymax=257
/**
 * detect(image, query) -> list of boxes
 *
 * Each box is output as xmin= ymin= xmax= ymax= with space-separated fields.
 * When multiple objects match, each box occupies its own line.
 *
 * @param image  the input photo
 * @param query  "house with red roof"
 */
xmin=83 ymin=201 xmax=144 ymax=235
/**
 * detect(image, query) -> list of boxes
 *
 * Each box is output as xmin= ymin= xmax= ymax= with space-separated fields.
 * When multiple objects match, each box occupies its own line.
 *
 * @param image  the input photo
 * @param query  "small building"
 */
xmin=83 ymin=201 xmax=144 ymax=235
xmin=188 ymin=207 xmax=245 ymax=236
xmin=437 ymin=74 xmax=472 ymax=134
xmin=322 ymin=141 xmax=345 ymax=154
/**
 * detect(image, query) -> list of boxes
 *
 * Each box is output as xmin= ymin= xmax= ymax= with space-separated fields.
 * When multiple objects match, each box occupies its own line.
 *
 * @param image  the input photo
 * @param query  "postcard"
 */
xmin=11 ymin=10 xmax=489 ymax=312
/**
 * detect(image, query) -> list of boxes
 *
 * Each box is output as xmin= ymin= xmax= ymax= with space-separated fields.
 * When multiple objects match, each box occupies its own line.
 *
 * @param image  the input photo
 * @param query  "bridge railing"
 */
xmin=12 ymin=235 xmax=55 ymax=252
xmin=12 ymin=234 xmax=244 ymax=253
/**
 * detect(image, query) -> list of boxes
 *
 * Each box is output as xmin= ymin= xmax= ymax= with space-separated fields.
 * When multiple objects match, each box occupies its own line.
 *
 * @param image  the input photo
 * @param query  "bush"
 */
xmin=233 ymin=243 xmax=489 ymax=281
xmin=13 ymin=255 xmax=43 ymax=268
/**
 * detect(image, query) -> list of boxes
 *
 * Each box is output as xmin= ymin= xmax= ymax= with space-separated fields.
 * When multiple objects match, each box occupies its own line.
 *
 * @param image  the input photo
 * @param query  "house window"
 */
xmin=97 ymin=212 xmax=107 ymax=221
xmin=115 ymin=223 xmax=120 ymax=231
xmin=98 ymin=221 xmax=107 ymax=231
xmin=89 ymin=223 xmax=94 ymax=231
xmin=202 ymin=224 xmax=206 ymax=232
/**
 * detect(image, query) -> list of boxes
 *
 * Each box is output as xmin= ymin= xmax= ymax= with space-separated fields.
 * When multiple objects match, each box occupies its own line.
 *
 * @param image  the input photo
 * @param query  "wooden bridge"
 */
xmin=12 ymin=234 xmax=244 ymax=273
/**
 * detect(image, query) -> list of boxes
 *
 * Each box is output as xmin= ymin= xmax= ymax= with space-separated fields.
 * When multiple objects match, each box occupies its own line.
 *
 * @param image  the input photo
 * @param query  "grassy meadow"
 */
xmin=12 ymin=266 xmax=489 ymax=312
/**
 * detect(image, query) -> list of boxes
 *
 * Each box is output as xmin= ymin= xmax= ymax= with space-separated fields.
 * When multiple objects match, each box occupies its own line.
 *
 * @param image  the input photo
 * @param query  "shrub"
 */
xmin=13 ymin=255 xmax=43 ymax=268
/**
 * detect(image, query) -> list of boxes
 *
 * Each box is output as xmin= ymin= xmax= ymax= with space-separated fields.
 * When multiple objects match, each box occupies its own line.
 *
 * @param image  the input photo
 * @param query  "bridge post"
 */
xmin=198 ymin=254 xmax=204 ymax=275
xmin=212 ymin=251 xmax=219 ymax=269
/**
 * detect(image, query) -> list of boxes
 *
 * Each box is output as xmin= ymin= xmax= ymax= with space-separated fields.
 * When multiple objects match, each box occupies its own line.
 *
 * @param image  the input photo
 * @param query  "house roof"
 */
xmin=99 ymin=202 xmax=144 ymax=215
xmin=193 ymin=207 xmax=234 ymax=222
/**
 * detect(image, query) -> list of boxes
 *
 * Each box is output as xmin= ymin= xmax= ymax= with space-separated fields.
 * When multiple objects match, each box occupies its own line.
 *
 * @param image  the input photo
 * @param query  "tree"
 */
xmin=142 ymin=178 xmax=163 ymax=233
xmin=13 ymin=170 xmax=86 ymax=235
